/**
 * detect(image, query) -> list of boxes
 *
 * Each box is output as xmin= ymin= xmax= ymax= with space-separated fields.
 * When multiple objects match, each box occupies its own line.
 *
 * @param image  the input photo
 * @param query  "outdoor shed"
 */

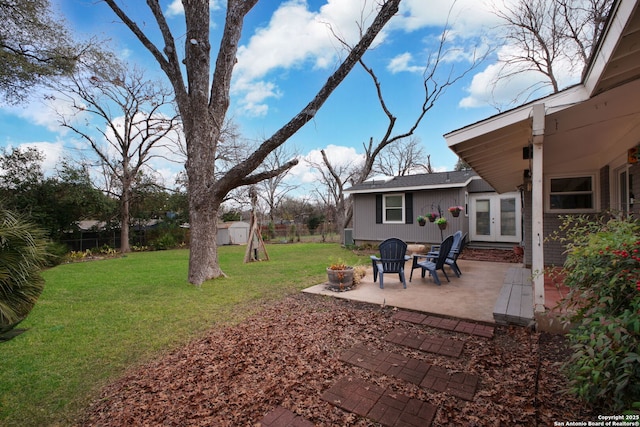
xmin=345 ymin=171 xmax=522 ymax=248
xmin=216 ymin=221 xmax=250 ymax=245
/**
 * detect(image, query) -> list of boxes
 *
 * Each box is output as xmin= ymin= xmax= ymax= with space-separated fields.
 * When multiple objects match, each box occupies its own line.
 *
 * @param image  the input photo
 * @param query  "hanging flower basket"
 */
xmin=435 ymin=217 xmax=448 ymax=230
xmin=448 ymin=206 xmax=463 ymax=217
xmin=425 ymin=212 xmax=439 ymax=222
xmin=417 ymin=216 xmax=427 ymax=226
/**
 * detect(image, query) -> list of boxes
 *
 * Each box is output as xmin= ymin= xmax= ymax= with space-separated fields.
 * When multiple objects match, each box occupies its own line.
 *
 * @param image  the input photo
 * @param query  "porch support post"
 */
xmin=531 ymin=104 xmax=545 ymax=313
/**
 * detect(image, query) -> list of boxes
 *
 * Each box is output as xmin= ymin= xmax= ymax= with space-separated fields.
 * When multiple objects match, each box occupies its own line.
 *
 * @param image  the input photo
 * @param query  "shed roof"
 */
xmin=344 ymin=170 xmax=479 ymax=194
xmin=217 ymin=221 xmax=249 ymax=229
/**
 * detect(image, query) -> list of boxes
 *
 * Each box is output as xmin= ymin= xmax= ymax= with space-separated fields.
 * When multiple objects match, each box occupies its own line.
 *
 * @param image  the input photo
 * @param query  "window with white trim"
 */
xmin=548 ymin=175 xmax=596 ymax=212
xmin=383 ymin=194 xmax=404 ymax=223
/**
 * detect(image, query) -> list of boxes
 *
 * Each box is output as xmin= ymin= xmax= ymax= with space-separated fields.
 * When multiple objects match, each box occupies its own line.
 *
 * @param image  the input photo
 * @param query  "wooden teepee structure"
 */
xmin=244 ymin=187 xmax=269 ymax=263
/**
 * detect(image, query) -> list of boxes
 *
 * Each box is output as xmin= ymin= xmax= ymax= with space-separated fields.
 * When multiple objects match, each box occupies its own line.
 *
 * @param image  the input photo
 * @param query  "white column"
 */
xmin=531 ymin=104 xmax=545 ymax=312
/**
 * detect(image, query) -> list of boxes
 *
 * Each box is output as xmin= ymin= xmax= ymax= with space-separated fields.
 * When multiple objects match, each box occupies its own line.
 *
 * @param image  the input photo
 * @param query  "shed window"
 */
xmin=375 ymin=193 xmax=412 ymax=224
xmin=548 ymin=175 xmax=595 ymax=211
xmin=384 ymin=194 xmax=404 ymax=223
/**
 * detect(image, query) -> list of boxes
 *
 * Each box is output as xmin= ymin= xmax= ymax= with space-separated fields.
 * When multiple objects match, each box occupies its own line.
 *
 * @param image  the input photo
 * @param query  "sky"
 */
xmin=0 ymin=0 xmax=583 ymax=195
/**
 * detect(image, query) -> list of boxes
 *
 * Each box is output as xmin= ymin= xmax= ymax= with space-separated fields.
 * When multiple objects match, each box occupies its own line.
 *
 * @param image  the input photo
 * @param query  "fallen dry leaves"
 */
xmin=78 ymin=292 xmax=594 ymax=427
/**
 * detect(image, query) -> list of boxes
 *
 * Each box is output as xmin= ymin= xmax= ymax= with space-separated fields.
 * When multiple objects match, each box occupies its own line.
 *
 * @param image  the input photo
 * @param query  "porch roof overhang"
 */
xmin=445 ymin=87 xmax=589 ymax=193
xmin=445 ymin=0 xmax=640 ymax=194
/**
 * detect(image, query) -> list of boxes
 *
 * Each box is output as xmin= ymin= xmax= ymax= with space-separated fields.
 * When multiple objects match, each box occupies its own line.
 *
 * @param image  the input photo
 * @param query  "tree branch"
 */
xmin=214 ymin=0 xmax=401 ymax=200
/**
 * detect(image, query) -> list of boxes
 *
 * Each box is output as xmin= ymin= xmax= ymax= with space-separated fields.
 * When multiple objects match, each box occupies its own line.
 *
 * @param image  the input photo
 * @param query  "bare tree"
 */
xmin=309 ymin=149 xmax=359 ymax=241
xmin=317 ymin=13 xmax=484 ymax=240
xmin=56 ymin=63 xmax=181 ymax=253
xmin=492 ymin=0 xmax=613 ymax=105
xmin=258 ymin=145 xmax=299 ymax=224
xmin=374 ymin=137 xmax=433 ymax=176
xmin=103 ymin=0 xmax=401 ymax=285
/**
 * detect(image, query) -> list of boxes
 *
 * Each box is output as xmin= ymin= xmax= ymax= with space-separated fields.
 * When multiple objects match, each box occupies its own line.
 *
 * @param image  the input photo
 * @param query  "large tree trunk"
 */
xmin=183 ymin=110 xmax=222 ymax=284
xmin=188 ymin=201 xmax=223 ymax=285
xmin=120 ymin=194 xmax=130 ymax=253
xmin=103 ymin=0 xmax=401 ymax=285
xmin=120 ymin=177 xmax=131 ymax=253
xmin=182 ymin=2 xmax=225 ymax=285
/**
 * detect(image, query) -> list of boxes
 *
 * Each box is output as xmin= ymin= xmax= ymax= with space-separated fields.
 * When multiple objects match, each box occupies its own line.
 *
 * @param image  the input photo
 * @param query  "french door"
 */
xmin=470 ymin=192 xmax=521 ymax=242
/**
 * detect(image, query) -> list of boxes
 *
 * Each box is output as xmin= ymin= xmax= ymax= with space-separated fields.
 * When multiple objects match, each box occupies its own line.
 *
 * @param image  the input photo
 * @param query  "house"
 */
xmin=443 ymin=0 xmax=640 ymax=313
xmin=344 ymin=170 xmax=523 ymax=248
xmin=216 ymin=221 xmax=250 ymax=245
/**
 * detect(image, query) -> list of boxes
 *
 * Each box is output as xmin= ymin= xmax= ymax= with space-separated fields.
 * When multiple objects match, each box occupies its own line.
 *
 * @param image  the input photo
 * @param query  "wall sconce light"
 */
xmin=523 ymin=169 xmax=532 ymax=191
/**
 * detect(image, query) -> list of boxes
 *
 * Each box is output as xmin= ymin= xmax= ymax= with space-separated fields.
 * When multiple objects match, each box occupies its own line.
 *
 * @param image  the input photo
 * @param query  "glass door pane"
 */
xmin=470 ymin=192 xmax=521 ymax=243
xmin=500 ymin=198 xmax=517 ymax=236
xmin=475 ymin=199 xmax=491 ymax=236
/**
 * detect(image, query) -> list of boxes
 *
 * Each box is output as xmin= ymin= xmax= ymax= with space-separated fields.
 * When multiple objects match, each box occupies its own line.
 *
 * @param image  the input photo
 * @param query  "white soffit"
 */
xmin=445 ymin=87 xmax=588 ymax=193
xmin=585 ymin=0 xmax=640 ymax=96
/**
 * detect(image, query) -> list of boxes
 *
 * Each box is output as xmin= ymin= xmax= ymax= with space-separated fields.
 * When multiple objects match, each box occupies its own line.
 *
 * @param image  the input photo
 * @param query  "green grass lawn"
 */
xmin=0 ymin=243 xmax=366 ymax=427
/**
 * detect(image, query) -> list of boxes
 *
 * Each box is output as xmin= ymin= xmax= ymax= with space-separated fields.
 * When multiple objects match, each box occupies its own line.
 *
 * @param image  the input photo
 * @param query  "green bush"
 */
xmin=0 ymin=209 xmax=48 ymax=332
xmin=152 ymin=233 xmax=177 ymax=250
xmin=93 ymin=244 xmax=118 ymax=256
xmin=557 ymin=215 xmax=640 ymax=411
xmin=44 ymin=241 xmax=69 ymax=267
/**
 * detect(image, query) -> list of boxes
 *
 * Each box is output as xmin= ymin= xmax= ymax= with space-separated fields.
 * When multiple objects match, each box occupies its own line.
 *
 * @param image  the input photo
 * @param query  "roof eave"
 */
xmin=344 ymin=176 xmax=481 ymax=194
xmin=445 ymin=85 xmax=589 ymax=148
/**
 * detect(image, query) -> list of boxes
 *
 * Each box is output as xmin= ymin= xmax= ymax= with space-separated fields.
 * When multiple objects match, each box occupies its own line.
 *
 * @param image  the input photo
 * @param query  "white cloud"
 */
xmin=288 ymin=144 xmax=364 ymax=186
xmin=395 ymin=0 xmax=500 ymax=34
xmin=387 ymin=52 xmax=423 ymax=74
xmin=15 ymin=141 xmax=66 ymax=175
xmin=2 ymin=95 xmax=75 ymax=134
xmin=165 ymin=0 xmax=222 ymax=18
xmin=230 ymin=0 xmax=507 ymax=116
xmin=459 ymin=44 xmax=582 ymax=109
xmin=233 ymin=80 xmax=281 ymax=117
xmin=232 ymin=0 xmax=390 ymax=116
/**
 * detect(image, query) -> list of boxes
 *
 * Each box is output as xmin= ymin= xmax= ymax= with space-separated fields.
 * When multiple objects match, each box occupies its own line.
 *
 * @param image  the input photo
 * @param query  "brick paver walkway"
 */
xmin=321 ymin=376 xmax=437 ymax=427
xmin=392 ymin=310 xmax=495 ymax=338
xmin=385 ymin=327 xmax=465 ymax=357
xmin=259 ymin=309 xmax=494 ymax=426
xmin=259 ymin=406 xmax=314 ymax=427
xmin=339 ymin=344 xmax=479 ymax=400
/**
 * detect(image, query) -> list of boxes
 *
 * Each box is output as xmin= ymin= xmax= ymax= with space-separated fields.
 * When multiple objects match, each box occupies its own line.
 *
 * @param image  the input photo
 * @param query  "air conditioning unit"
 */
xmin=344 ymin=228 xmax=354 ymax=246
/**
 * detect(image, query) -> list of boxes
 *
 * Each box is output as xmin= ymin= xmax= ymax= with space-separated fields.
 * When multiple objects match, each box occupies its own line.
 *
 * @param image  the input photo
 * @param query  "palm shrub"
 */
xmin=555 ymin=215 xmax=640 ymax=411
xmin=0 ymin=209 xmax=48 ymax=333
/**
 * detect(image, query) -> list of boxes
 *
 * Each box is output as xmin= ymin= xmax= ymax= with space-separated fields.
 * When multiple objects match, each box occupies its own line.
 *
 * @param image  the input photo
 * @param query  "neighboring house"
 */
xmin=216 ymin=221 xmax=250 ymax=245
xmin=444 ymin=0 xmax=640 ymax=313
xmin=344 ymin=170 xmax=523 ymax=247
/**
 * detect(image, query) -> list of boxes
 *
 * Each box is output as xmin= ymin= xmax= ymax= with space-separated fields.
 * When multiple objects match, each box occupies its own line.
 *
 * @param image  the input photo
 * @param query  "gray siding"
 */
xmin=352 ymin=188 xmax=470 ymax=246
xmin=467 ymin=178 xmax=495 ymax=193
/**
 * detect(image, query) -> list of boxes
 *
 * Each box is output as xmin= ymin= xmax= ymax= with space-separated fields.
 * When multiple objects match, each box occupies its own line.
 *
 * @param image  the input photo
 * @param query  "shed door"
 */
xmin=470 ymin=192 xmax=521 ymax=243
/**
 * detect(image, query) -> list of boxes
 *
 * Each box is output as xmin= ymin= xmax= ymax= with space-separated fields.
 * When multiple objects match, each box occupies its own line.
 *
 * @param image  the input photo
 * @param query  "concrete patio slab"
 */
xmin=303 ymin=259 xmax=516 ymax=324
